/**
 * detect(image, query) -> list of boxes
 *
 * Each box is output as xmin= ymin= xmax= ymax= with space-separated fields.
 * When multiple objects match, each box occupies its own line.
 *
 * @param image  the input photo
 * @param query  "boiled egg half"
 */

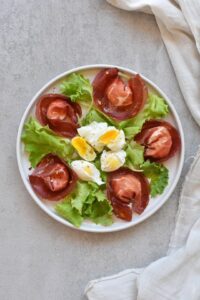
xmin=71 ymin=160 xmax=104 ymax=185
xmin=98 ymin=127 xmax=125 ymax=151
xmin=100 ymin=150 xmax=126 ymax=172
xmin=71 ymin=136 xmax=96 ymax=161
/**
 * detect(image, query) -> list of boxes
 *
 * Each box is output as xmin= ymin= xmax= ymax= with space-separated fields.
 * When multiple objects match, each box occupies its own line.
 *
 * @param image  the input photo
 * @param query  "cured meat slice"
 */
xmin=93 ymin=68 xmax=148 ymax=120
xmin=36 ymin=94 xmax=82 ymax=138
xmin=135 ymin=120 xmax=181 ymax=162
xmin=29 ymin=154 xmax=77 ymax=200
xmin=107 ymin=168 xmax=150 ymax=221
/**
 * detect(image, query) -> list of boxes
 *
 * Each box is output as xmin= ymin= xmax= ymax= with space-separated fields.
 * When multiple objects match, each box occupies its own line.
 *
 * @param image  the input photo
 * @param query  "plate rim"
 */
xmin=16 ymin=64 xmax=185 ymax=233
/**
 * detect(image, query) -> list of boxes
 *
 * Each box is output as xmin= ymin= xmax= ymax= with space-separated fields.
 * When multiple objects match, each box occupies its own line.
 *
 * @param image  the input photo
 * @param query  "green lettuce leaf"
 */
xmin=94 ymin=156 xmax=107 ymax=182
xmin=55 ymin=201 xmax=83 ymax=228
xmin=55 ymin=181 xmax=113 ymax=227
xmin=21 ymin=118 xmax=73 ymax=167
xmin=81 ymin=107 xmax=117 ymax=126
xmin=70 ymin=182 xmax=91 ymax=213
xmin=89 ymin=198 xmax=113 ymax=226
xmin=60 ymin=73 xmax=93 ymax=102
xmin=125 ymin=142 xmax=144 ymax=169
xmin=118 ymin=113 xmax=145 ymax=139
xmin=141 ymin=160 xmax=169 ymax=197
xmin=119 ymin=93 xmax=169 ymax=139
xmin=83 ymin=188 xmax=113 ymax=226
xmin=145 ymin=93 xmax=169 ymax=118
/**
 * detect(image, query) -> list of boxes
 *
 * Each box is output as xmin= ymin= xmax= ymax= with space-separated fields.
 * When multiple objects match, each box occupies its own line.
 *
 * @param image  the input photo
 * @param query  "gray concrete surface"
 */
xmin=1 ymin=1 xmax=200 ymax=299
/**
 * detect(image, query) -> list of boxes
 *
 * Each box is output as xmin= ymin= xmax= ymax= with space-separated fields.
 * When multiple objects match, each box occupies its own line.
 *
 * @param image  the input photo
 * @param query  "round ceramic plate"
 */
xmin=16 ymin=64 xmax=185 ymax=233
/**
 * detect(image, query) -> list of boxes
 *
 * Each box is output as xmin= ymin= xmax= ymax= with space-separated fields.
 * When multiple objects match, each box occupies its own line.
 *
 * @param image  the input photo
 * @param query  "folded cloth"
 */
xmin=109 ymin=0 xmax=200 ymax=125
xmin=85 ymin=148 xmax=200 ymax=299
xmin=85 ymin=1 xmax=200 ymax=299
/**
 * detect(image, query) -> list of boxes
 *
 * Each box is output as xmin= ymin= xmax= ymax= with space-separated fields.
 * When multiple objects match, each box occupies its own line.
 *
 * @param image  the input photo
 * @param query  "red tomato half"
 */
xmin=93 ymin=68 xmax=148 ymax=121
xmin=107 ymin=168 xmax=150 ymax=221
xmin=29 ymin=154 xmax=77 ymax=201
xmin=135 ymin=120 xmax=181 ymax=162
xmin=36 ymin=94 xmax=82 ymax=138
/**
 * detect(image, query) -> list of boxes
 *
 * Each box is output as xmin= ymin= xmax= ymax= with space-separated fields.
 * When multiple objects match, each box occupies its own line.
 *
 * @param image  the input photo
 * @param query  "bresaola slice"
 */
xmin=92 ymin=68 xmax=148 ymax=120
xmin=29 ymin=154 xmax=77 ymax=201
xmin=135 ymin=120 xmax=181 ymax=162
xmin=107 ymin=168 xmax=150 ymax=221
xmin=36 ymin=94 xmax=82 ymax=138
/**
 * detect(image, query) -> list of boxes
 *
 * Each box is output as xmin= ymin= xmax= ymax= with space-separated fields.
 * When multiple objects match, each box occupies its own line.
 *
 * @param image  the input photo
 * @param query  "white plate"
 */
xmin=16 ymin=64 xmax=185 ymax=233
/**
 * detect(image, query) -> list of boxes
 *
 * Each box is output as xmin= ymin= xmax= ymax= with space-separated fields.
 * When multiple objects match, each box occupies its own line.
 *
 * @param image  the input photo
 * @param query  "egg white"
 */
xmin=71 ymin=160 xmax=104 ymax=185
xmin=100 ymin=150 xmax=126 ymax=172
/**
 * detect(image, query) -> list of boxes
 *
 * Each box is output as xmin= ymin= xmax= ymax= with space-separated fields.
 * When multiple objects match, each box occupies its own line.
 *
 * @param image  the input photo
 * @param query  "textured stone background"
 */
xmin=1 ymin=0 xmax=199 ymax=299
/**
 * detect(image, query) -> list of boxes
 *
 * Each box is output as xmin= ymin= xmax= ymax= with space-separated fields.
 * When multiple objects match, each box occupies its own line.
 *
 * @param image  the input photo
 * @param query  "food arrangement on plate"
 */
xmin=21 ymin=67 xmax=181 ymax=228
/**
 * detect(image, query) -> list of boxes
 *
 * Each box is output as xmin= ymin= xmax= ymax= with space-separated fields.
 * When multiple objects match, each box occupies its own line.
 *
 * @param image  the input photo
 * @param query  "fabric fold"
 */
xmin=85 ymin=268 xmax=142 ymax=300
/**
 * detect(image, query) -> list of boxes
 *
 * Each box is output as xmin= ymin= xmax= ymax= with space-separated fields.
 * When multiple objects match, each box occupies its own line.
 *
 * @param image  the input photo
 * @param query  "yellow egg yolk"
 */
xmin=98 ymin=130 xmax=119 ymax=145
xmin=71 ymin=137 xmax=96 ymax=161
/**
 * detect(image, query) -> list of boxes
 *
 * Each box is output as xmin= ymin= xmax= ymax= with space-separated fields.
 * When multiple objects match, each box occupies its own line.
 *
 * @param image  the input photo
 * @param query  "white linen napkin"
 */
xmin=85 ymin=148 xmax=200 ymax=300
xmin=85 ymin=1 xmax=200 ymax=299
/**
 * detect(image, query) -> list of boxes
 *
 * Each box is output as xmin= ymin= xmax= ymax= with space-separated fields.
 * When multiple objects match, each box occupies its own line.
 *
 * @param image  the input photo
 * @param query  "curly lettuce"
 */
xmin=81 ymin=107 xmax=117 ymax=126
xmin=60 ymin=73 xmax=93 ymax=102
xmin=145 ymin=93 xmax=169 ymax=118
xmin=21 ymin=118 xmax=73 ymax=167
xmin=125 ymin=141 xmax=144 ymax=169
xmin=119 ymin=93 xmax=169 ymax=139
xmin=55 ymin=181 xmax=113 ymax=227
xmin=55 ymin=201 xmax=84 ymax=228
xmin=141 ymin=160 xmax=169 ymax=197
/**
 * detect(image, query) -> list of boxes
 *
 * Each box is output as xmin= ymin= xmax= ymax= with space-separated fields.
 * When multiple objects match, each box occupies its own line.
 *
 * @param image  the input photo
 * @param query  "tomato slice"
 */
xmin=36 ymin=94 xmax=82 ymax=138
xmin=93 ymin=68 xmax=148 ymax=121
xmin=107 ymin=168 xmax=150 ymax=221
xmin=29 ymin=154 xmax=77 ymax=201
xmin=135 ymin=120 xmax=181 ymax=162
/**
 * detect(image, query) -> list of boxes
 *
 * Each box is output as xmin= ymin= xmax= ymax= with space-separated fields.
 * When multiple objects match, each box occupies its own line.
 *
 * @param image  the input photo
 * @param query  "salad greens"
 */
xmin=60 ymin=73 xmax=93 ymax=102
xmin=22 ymin=118 xmax=73 ymax=167
xmin=145 ymin=93 xmax=169 ymax=118
xmin=55 ymin=201 xmax=84 ymax=227
xmin=55 ymin=181 xmax=113 ymax=227
xmin=94 ymin=157 xmax=108 ymax=182
xmin=81 ymin=107 xmax=117 ymax=126
xmin=125 ymin=142 xmax=145 ymax=169
xmin=141 ymin=161 xmax=169 ymax=197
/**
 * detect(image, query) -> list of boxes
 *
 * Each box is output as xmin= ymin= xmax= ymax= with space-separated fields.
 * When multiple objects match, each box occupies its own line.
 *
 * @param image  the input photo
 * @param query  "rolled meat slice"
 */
xmin=29 ymin=154 xmax=77 ymax=201
xmin=93 ymin=68 xmax=148 ymax=120
xmin=36 ymin=94 xmax=82 ymax=138
xmin=135 ymin=120 xmax=181 ymax=162
xmin=107 ymin=168 xmax=150 ymax=221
